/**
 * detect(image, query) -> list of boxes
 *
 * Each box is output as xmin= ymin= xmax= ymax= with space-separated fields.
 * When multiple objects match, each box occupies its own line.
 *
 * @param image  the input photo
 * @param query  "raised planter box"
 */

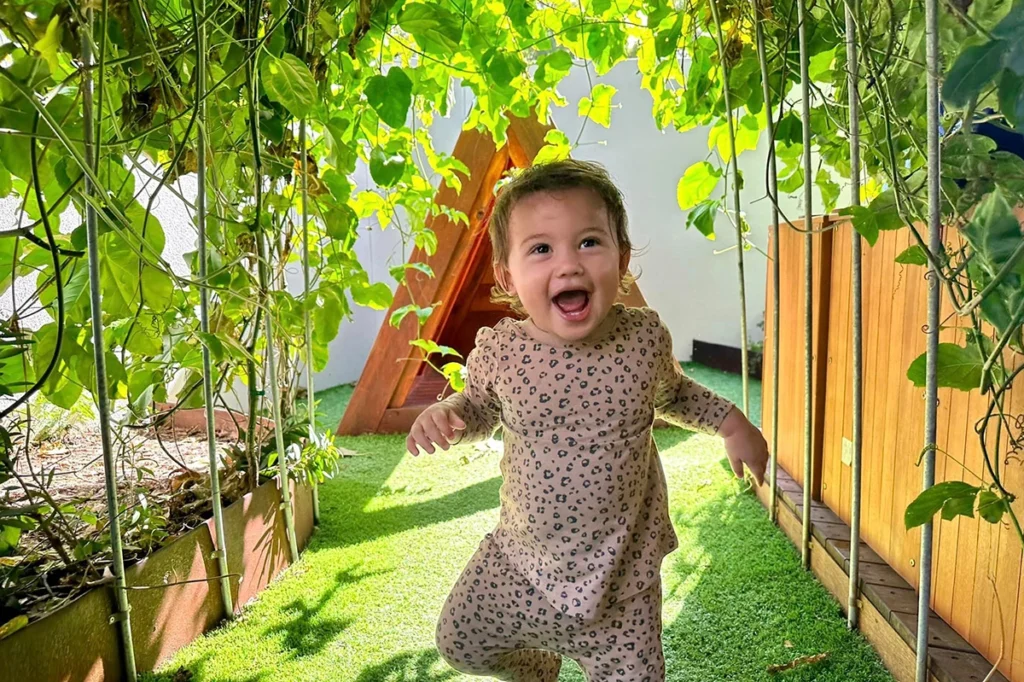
xmin=0 ymin=476 xmax=314 ymax=681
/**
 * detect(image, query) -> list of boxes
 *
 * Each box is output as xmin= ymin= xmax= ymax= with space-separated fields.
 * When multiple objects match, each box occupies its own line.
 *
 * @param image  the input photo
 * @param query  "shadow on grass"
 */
xmin=355 ymin=648 xmax=462 ymax=682
xmin=312 ymin=443 xmax=502 ymax=551
xmin=260 ymin=566 xmax=391 ymax=661
xmin=657 ymin=461 xmax=892 ymax=682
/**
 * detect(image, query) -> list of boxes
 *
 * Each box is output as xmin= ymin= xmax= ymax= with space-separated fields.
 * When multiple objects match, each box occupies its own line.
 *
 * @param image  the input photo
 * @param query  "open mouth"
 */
xmin=552 ymin=290 xmax=591 ymax=321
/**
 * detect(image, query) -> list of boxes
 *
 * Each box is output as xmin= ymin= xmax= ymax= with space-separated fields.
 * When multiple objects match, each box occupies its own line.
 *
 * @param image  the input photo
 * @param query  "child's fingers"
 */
xmin=430 ymin=409 xmax=457 ymax=443
xmin=449 ymin=413 xmax=466 ymax=431
xmin=728 ymin=453 xmax=745 ymax=480
xmin=410 ymin=422 xmax=437 ymax=455
xmin=422 ymin=417 xmax=450 ymax=451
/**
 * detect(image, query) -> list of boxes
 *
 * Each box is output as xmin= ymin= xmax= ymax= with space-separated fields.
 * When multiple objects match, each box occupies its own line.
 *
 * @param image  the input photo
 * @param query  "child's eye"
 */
xmin=581 ymin=238 xmax=599 ymax=248
xmin=530 ymin=244 xmax=550 ymax=255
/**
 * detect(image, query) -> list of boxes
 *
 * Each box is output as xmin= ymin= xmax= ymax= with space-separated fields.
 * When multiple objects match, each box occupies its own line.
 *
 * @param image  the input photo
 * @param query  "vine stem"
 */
xmin=707 ymin=0 xmax=750 ymax=417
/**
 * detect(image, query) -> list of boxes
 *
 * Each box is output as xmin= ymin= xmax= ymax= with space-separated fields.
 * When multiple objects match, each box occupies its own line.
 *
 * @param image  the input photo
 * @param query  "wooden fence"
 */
xmin=763 ymin=217 xmax=1024 ymax=681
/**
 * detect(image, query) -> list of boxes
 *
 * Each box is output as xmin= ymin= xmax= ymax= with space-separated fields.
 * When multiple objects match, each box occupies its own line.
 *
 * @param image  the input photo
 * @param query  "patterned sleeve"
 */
xmin=440 ymin=326 xmax=502 ymax=443
xmin=651 ymin=312 xmax=735 ymax=435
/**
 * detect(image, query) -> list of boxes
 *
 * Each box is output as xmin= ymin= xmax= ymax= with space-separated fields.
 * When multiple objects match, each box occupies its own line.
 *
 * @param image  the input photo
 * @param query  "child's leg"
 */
xmin=435 ymin=536 xmax=563 ymax=681
xmin=571 ymin=581 xmax=665 ymax=682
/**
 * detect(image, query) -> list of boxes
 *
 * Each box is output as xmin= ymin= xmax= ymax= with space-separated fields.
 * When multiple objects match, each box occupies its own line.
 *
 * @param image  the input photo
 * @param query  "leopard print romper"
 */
xmin=435 ymin=305 xmax=734 ymax=681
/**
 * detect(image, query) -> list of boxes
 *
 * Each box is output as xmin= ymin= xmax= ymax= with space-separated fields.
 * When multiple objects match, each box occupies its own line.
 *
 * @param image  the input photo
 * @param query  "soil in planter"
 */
xmin=1 ymin=411 xmax=262 ymax=628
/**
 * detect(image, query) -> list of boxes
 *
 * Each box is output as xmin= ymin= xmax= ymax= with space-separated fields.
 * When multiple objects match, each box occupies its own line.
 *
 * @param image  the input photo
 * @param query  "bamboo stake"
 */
xmin=196 ymin=0 xmax=235 ymax=617
xmin=82 ymin=8 xmax=137 ymax=680
xmin=917 ymin=0 xmax=941 ymax=672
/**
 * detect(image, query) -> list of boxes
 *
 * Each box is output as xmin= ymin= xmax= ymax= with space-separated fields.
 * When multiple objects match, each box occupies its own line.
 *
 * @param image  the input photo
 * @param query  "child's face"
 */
xmin=496 ymin=187 xmax=629 ymax=343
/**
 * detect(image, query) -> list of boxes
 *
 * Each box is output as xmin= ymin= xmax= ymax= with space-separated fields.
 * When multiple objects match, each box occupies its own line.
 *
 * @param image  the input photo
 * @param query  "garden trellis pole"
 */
xmin=797 ymin=0 xmax=814 ymax=570
xmin=917 ymin=0 xmax=941 ymax=673
xmin=300 ymin=0 xmax=321 ymax=526
xmin=753 ymin=0 xmax=781 ymax=522
xmin=82 ymin=7 xmax=138 ymax=679
xmin=196 ymin=0 xmax=235 ymax=617
xmin=708 ymin=0 xmax=750 ymax=418
xmin=844 ymin=0 xmax=865 ymax=630
xmin=247 ymin=0 xmax=299 ymax=563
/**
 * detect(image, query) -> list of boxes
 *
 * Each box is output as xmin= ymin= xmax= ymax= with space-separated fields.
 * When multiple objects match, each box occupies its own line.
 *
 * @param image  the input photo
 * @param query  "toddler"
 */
xmin=407 ymin=160 xmax=769 ymax=682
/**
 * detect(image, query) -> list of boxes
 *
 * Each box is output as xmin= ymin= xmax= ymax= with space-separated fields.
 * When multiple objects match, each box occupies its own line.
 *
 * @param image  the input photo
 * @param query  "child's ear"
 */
xmin=619 ymin=249 xmax=631 ymax=278
xmin=494 ymin=262 xmax=516 ymax=295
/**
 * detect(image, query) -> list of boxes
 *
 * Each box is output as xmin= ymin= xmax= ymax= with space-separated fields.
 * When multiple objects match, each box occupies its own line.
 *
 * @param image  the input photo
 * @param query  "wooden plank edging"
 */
xmin=753 ymin=466 xmax=1010 ymax=682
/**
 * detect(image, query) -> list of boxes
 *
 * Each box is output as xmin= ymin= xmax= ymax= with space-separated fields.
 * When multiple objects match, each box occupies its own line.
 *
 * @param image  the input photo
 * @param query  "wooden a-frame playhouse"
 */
xmin=337 ymin=115 xmax=650 ymax=435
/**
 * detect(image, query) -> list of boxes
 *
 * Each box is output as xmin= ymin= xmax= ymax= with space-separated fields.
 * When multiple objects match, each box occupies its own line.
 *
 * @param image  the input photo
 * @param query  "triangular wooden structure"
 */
xmin=337 ymin=115 xmax=649 ymax=435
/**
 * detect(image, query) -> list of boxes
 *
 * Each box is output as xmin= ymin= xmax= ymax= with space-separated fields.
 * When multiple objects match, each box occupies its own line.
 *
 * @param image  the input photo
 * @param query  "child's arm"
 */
xmin=406 ymin=328 xmax=501 ymax=455
xmin=653 ymin=315 xmax=768 ymax=484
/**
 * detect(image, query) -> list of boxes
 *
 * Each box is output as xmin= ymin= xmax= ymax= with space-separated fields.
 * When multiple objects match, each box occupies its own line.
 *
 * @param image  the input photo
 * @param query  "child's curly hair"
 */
xmin=488 ymin=159 xmax=636 ymax=315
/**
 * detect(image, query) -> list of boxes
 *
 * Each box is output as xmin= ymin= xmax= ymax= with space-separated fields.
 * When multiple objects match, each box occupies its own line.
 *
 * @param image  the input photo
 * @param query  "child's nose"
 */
xmin=556 ymin=253 xmax=584 ymax=277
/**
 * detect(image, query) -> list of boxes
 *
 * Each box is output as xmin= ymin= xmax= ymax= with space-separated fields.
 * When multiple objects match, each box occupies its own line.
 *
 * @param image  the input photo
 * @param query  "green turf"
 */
xmin=145 ymin=368 xmax=891 ymax=682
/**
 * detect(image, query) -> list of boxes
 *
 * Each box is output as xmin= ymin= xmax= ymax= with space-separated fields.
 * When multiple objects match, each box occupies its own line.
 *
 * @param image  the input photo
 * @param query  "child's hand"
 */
xmin=407 ymin=403 xmax=466 ymax=456
xmin=719 ymin=409 xmax=769 ymax=486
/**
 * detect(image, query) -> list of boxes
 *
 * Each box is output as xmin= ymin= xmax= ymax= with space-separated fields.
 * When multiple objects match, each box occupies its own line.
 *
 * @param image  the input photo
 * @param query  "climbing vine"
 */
xmin=0 ymin=0 xmax=1022 ymax=626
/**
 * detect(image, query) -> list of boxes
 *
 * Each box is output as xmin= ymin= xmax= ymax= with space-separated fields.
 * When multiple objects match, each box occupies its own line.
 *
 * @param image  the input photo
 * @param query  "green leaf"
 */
xmin=655 ymin=15 xmax=683 ymax=59
xmin=578 ymin=83 xmax=616 ymax=127
xmin=775 ymin=113 xmax=803 ymax=145
xmin=365 ymin=67 xmax=413 ymax=128
xmin=992 ymin=2 xmax=1024 ymax=39
xmin=905 ymin=481 xmax=980 ymax=529
xmin=351 ymin=282 xmax=393 ymax=310
xmin=778 ymin=170 xmax=805 ymax=194
xmin=977 ymin=490 xmax=1008 ymax=524
xmin=816 ymin=169 xmax=840 ymax=214
xmin=685 ymin=199 xmax=720 ymax=239
xmin=398 ymin=3 xmax=463 ymax=55
xmin=998 ymin=70 xmax=1024 ymax=128
xmin=33 ymin=16 xmax=62 ymax=75
xmin=325 ymin=204 xmax=357 ymax=241
xmin=942 ymin=40 xmax=1009 ymax=109
xmin=260 ymin=53 xmax=318 ymax=117
xmin=941 ymin=493 xmax=977 ymax=521
xmin=839 ymin=205 xmax=879 ymax=246
xmin=677 ymin=161 xmax=722 ymax=210
xmin=410 ymin=338 xmax=461 ymax=357
xmin=197 ymin=332 xmax=226 ymax=363
xmin=390 ymin=304 xmax=417 ymax=328
xmin=370 ymin=147 xmax=406 ymax=187
xmin=313 ymin=287 xmax=346 ymax=344
xmin=535 ymin=50 xmax=573 ymax=88
xmin=483 ymin=49 xmax=526 ymax=90
xmin=441 ymin=361 xmax=466 ymax=392
xmin=961 ymin=187 xmax=1021 ymax=277
xmin=533 ymin=129 xmax=572 ymax=164
xmin=906 ymin=343 xmax=984 ymax=391
xmin=808 ymin=47 xmax=835 ymax=82
xmin=895 ymin=245 xmax=929 ymax=266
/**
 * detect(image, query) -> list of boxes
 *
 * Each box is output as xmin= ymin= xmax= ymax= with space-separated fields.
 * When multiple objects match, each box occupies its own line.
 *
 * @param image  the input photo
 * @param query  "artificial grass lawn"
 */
xmin=146 ymin=364 xmax=892 ymax=682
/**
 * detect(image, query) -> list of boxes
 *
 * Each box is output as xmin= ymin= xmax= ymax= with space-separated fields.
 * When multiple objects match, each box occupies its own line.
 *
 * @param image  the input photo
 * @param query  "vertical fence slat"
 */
xmin=196 ymin=0 xmax=236 ymax=618
xmin=753 ymin=0 xmax=781 ymax=522
xmin=918 ymin=0 xmax=941 ymax=672
xmin=797 ymin=0 xmax=814 ymax=570
xmin=844 ymin=0 xmax=865 ymax=630
xmin=82 ymin=8 xmax=138 ymax=679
